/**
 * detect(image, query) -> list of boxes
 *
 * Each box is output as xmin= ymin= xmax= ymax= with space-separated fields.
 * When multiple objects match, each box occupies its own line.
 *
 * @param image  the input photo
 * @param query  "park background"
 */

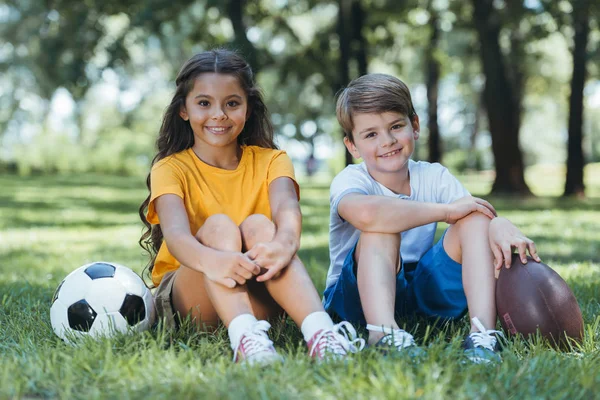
xmin=1 ymin=0 xmax=600 ymax=398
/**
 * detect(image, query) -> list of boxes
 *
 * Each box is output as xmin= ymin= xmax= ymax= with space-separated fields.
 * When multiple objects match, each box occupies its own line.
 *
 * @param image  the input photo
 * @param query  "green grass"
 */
xmin=1 ymin=166 xmax=600 ymax=399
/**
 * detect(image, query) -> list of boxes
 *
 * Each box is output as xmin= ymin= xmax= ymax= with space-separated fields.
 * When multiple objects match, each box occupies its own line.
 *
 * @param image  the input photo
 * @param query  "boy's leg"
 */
xmin=171 ymin=214 xmax=272 ymax=328
xmin=443 ymin=213 xmax=496 ymax=331
xmin=355 ymin=232 xmax=402 ymax=345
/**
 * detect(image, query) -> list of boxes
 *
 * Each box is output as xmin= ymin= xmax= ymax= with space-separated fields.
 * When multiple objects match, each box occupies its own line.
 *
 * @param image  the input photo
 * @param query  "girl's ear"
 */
xmin=179 ymin=106 xmax=189 ymax=121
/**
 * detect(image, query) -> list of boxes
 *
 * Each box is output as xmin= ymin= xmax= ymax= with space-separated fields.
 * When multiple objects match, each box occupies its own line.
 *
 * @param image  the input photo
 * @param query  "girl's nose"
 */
xmin=211 ymin=108 xmax=227 ymax=120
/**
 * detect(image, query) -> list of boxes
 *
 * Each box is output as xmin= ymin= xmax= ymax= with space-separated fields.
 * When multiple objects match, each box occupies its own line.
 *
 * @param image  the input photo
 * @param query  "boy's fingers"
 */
xmin=528 ymin=241 xmax=541 ymax=262
xmin=476 ymin=198 xmax=497 ymax=216
xmin=516 ymin=241 xmax=528 ymax=264
xmin=491 ymin=245 xmax=503 ymax=270
xmin=502 ymin=245 xmax=513 ymax=268
xmin=477 ymin=204 xmax=494 ymax=219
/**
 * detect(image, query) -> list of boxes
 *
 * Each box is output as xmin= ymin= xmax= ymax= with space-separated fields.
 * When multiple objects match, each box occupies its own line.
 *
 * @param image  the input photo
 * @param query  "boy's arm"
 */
xmin=338 ymin=193 xmax=496 ymax=233
xmin=246 ymin=176 xmax=300 ymax=282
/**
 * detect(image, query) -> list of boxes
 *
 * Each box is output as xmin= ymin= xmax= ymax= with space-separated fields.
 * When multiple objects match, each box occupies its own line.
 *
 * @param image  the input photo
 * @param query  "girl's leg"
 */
xmin=443 ymin=213 xmax=496 ymax=331
xmin=238 ymin=214 xmax=323 ymax=326
xmin=171 ymin=214 xmax=272 ymax=329
xmin=354 ymin=232 xmax=402 ymax=345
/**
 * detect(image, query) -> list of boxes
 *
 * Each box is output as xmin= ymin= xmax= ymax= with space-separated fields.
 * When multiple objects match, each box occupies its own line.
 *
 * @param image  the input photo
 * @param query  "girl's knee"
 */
xmin=196 ymin=214 xmax=240 ymax=243
xmin=239 ymin=214 xmax=275 ymax=240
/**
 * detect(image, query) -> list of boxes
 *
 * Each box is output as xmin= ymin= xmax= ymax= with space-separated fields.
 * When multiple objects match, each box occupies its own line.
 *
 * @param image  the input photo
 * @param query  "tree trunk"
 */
xmin=227 ymin=0 xmax=260 ymax=71
xmin=338 ymin=0 xmax=353 ymax=166
xmin=351 ymin=0 xmax=368 ymax=76
xmin=564 ymin=0 xmax=590 ymax=197
xmin=472 ymin=0 xmax=531 ymax=196
xmin=426 ymin=10 xmax=441 ymax=163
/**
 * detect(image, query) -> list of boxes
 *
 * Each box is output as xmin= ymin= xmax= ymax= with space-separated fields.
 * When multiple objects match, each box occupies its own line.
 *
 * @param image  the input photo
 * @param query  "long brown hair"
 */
xmin=138 ymin=49 xmax=277 ymax=280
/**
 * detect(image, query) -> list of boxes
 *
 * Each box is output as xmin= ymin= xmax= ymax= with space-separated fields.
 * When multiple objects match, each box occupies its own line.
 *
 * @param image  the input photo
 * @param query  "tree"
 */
xmin=472 ymin=0 xmax=531 ymax=195
xmin=564 ymin=0 xmax=591 ymax=197
xmin=425 ymin=2 xmax=441 ymax=163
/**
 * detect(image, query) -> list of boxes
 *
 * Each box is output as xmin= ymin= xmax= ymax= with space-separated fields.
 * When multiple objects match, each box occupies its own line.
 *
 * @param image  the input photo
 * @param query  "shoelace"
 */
xmin=366 ymin=324 xmax=416 ymax=350
xmin=468 ymin=317 xmax=503 ymax=351
xmin=232 ymin=320 xmax=276 ymax=362
xmin=310 ymin=321 xmax=366 ymax=358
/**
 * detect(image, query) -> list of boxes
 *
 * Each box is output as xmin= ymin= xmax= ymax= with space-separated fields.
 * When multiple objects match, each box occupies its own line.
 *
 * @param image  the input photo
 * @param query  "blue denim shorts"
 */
xmin=323 ymin=231 xmax=467 ymax=326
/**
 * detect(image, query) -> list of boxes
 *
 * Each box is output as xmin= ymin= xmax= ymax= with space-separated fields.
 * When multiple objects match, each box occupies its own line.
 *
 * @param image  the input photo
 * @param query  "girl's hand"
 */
xmin=445 ymin=196 xmax=497 ymax=224
xmin=245 ymin=241 xmax=295 ymax=282
xmin=204 ymin=251 xmax=261 ymax=288
xmin=489 ymin=217 xmax=541 ymax=270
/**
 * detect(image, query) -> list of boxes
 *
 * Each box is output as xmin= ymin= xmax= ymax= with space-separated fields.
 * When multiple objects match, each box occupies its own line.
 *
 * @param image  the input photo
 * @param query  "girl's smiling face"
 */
xmin=180 ymin=72 xmax=248 ymax=153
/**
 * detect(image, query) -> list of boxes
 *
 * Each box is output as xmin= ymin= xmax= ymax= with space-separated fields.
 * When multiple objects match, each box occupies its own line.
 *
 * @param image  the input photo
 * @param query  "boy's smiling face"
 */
xmin=344 ymin=111 xmax=420 ymax=182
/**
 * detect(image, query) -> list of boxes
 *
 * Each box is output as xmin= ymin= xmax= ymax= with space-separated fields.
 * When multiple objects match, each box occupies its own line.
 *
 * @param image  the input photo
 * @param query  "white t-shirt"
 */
xmin=326 ymin=160 xmax=470 ymax=289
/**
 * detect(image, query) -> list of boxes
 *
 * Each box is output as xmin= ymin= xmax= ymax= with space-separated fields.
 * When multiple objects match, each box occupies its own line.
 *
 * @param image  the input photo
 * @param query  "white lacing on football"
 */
xmin=366 ymin=324 xmax=416 ymax=349
xmin=468 ymin=317 xmax=503 ymax=351
xmin=232 ymin=320 xmax=279 ymax=363
xmin=309 ymin=321 xmax=366 ymax=358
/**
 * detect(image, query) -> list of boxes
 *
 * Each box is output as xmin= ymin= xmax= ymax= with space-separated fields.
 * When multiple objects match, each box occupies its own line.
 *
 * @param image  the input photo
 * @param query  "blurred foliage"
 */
xmin=0 ymin=0 xmax=599 ymax=190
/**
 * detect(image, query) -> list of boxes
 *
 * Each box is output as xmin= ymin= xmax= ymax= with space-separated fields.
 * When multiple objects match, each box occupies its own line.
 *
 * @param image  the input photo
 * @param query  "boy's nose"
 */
xmin=381 ymin=133 xmax=398 ymax=147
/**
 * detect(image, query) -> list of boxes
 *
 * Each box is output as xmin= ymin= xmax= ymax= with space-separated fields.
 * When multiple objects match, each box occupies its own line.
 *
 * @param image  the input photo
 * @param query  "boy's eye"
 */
xmin=391 ymin=124 xmax=403 ymax=130
xmin=365 ymin=132 xmax=376 ymax=138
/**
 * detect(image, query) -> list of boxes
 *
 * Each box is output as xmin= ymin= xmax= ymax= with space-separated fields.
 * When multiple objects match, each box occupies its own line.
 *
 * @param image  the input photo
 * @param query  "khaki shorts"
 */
xmin=153 ymin=270 xmax=179 ymax=330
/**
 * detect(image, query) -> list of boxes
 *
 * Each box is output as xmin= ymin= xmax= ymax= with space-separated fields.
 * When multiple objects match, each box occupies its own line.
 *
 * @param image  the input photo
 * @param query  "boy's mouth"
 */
xmin=379 ymin=148 xmax=402 ymax=157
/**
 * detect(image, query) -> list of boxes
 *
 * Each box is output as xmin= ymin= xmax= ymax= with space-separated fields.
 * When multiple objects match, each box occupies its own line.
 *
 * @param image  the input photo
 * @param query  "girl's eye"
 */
xmin=198 ymin=100 xmax=209 ymax=107
xmin=227 ymin=101 xmax=239 ymax=107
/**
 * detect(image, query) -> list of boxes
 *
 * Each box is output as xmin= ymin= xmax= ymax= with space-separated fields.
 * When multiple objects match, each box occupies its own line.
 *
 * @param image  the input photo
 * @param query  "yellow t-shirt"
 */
xmin=146 ymin=145 xmax=299 ymax=286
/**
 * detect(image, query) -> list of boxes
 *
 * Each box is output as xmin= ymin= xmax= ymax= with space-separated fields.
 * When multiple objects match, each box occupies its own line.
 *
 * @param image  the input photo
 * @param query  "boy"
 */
xmin=323 ymin=74 xmax=540 ymax=363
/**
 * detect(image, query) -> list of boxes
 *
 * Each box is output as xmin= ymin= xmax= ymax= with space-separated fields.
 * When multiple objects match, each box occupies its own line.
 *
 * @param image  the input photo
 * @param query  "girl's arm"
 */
xmin=155 ymin=194 xmax=260 ymax=288
xmin=338 ymin=193 xmax=497 ymax=234
xmin=246 ymin=177 xmax=300 ymax=282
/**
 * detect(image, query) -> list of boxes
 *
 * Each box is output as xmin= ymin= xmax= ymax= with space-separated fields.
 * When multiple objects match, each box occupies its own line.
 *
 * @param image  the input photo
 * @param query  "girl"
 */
xmin=138 ymin=49 xmax=363 ymax=365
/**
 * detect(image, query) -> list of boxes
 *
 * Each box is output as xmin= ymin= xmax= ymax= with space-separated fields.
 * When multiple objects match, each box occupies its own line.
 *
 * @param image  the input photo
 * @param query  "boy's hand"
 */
xmin=204 ymin=251 xmax=261 ymax=288
xmin=445 ymin=196 xmax=497 ymax=224
xmin=245 ymin=241 xmax=295 ymax=282
xmin=489 ymin=217 xmax=541 ymax=269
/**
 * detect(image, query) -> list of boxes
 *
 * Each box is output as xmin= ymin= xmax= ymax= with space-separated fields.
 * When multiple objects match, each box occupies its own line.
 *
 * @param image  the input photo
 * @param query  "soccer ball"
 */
xmin=50 ymin=261 xmax=155 ymax=342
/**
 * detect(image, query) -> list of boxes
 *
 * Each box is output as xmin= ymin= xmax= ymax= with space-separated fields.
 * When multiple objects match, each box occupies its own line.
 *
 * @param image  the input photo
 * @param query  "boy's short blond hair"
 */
xmin=336 ymin=73 xmax=417 ymax=142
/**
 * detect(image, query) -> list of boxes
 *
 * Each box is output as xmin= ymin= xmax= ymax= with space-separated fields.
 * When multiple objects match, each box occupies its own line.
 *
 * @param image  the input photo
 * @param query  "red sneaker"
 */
xmin=232 ymin=320 xmax=283 ymax=365
xmin=307 ymin=321 xmax=365 ymax=361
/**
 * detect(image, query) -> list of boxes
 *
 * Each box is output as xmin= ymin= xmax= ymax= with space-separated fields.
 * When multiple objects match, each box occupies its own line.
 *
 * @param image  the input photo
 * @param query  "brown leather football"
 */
xmin=495 ymin=255 xmax=584 ymax=349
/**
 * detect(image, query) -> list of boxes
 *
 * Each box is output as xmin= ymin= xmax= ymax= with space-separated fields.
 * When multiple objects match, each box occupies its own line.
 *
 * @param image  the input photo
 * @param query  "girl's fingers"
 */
xmin=219 ymin=277 xmax=237 ymax=289
xmin=256 ymin=266 xmax=281 ymax=282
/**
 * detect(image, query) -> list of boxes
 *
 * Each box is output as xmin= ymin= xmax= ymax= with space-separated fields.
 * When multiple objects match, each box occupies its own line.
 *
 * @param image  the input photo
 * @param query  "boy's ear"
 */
xmin=343 ymin=136 xmax=361 ymax=160
xmin=179 ymin=106 xmax=189 ymax=121
xmin=411 ymin=114 xmax=420 ymax=140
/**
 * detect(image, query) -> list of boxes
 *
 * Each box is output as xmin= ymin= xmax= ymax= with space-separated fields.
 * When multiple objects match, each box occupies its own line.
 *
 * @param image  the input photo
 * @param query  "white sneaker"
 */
xmin=307 ymin=321 xmax=365 ymax=361
xmin=232 ymin=320 xmax=283 ymax=365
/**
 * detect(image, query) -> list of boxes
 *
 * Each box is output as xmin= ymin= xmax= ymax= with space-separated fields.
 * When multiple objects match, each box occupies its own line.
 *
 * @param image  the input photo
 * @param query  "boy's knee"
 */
xmin=356 ymin=232 xmax=401 ymax=266
xmin=454 ymin=212 xmax=491 ymax=232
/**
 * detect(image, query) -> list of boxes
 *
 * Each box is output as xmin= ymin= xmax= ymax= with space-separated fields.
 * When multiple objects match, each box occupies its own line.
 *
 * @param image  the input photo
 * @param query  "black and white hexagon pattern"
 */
xmin=50 ymin=261 xmax=155 ymax=343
